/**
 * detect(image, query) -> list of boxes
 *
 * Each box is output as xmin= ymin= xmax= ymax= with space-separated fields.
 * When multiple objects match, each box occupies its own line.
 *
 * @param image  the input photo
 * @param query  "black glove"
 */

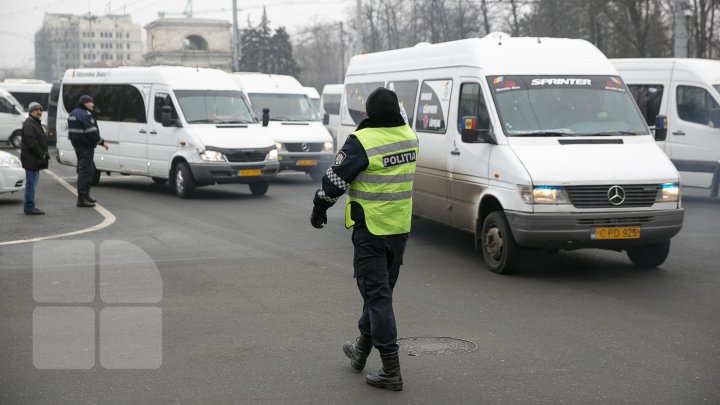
xmin=310 ymin=208 xmax=327 ymax=229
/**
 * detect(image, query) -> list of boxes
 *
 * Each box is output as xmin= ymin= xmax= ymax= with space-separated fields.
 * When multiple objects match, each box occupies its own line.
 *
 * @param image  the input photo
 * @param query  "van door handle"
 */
xmin=149 ymin=131 xmax=157 ymax=135
xmin=672 ymin=130 xmax=685 ymax=136
xmin=139 ymin=129 xmax=147 ymax=134
xmin=450 ymin=149 xmax=461 ymax=156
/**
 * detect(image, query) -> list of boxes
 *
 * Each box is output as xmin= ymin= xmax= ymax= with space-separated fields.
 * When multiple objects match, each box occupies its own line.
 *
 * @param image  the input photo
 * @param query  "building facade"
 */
xmin=35 ymin=14 xmax=143 ymax=82
xmin=144 ymin=18 xmax=232 ymax=71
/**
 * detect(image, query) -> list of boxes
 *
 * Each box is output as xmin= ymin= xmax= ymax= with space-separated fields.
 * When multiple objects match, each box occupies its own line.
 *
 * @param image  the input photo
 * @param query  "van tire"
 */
xmin=627 ymin=240 xmax=670 ymax=268
xmin=174 ymin=162 xmax=195 ymax=199
xmin=480 ymin=211 xmax=522 ymax=274
xmin=9 ymin=131 xmax=22 ymax=148
xmin=249 ymin=181 xmax=269 ymax=196
xmin=90 ymin=165 xmax=101 ymax=186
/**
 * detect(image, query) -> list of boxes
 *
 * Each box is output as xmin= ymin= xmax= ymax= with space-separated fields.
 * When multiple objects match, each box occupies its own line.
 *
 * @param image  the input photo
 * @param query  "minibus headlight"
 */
xmin=267 ymin=149 xmax=278 ymax=161
xmin=656 ymin=182 xmax=680 ymax=202
xmin=0 ymin=156 xmax=21 ymax=167
xmin=518 ymin=185 xmax=571 ymax=204
xmin=323 ymin=141 xmax=333 ymax=152
xmin=198 ymin=149 xmax=226 ymax=162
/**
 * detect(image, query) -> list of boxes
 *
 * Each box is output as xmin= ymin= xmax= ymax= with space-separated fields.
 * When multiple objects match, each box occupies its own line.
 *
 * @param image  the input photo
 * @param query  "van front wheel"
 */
xmin=174 ymin=162 xmax=195 ymax=199
xmin=249 ymin=181 xmax=269 ymax=196
xmin=627 ymin=240 xmax=670 ymax=268
xmin=481 ymin=211 xmax=522 ymax=274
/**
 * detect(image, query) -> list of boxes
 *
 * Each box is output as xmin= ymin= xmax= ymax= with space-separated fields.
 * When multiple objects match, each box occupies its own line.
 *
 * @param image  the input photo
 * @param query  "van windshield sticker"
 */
xmin=489 ymin=76 xmax=626 ymax=93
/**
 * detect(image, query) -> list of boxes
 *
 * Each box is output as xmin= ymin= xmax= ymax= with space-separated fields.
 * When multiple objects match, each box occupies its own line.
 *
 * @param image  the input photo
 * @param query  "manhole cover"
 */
xmin=398 ymin=337 xmax=477 ymax=355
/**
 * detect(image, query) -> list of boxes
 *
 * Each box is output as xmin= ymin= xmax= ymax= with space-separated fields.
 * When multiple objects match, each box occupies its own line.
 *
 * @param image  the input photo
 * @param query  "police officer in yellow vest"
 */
xmin=311 ymin=88 xmax=418 ymax=391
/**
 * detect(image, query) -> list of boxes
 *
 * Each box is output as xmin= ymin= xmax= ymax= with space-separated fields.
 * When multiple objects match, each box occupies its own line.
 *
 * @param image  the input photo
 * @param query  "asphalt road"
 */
xmin=1 ymin=147 xmax=719 ymax=404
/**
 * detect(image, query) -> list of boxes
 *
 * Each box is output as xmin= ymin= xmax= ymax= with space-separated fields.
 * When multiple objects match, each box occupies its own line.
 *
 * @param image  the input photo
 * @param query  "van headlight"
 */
xmin=656 ymin=183 xmax=680 ymax=202
xmin=0 ymin=156 xmax=21 ymax=167
xmin=323 ymin=141 xmax=333 ymax=152
xmin=267 ymin=149 xmax=278 ymax=161
xmin=198 ymin=149 xmax=226 ymax=162
xmin=518 ymin=185 xmax=571 ymax=204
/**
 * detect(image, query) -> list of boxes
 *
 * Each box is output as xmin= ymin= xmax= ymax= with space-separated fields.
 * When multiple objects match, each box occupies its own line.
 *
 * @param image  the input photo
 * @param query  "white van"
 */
xmin=0 ymin=87 xmax=26 ymax=148
xmin=303 ymin=86 xmax=322 ymax=118
xmin=611 ymin=58 xmax=720 ymax=197
xmin=320 ymin=84 xmax=343 ymax=143
xmin=229 ymin=73 xmax=334 ymax=180
xmin=0 ymin=79 xmax=52 ymax=129
xmin=340 ymin=35 xmax=684 ymax=274
xmin=56 ymin=66 xmax=279 ymax=198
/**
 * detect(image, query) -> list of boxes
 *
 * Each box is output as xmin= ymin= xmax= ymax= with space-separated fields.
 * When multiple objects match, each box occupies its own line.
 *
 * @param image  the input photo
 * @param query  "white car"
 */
xmin=0 ymin=150 xmax=24 ymax=194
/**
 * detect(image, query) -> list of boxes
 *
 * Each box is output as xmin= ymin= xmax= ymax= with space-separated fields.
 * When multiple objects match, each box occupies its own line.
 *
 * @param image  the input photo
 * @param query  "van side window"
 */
xmin=415 ymin=80 xmax=452 ymax=134
xmin=458 ymin=83 xmax=490 ymax=132
xmin=627 ymin=85 xmax=663 ymax=126
xmin=677 ymin=85 xmax=720 ymax=127
xmin=62 ymin=84 xmax=147 ymax=123
xmin=387 ymin=81 xmax=418 ymax=125
xmin=322 ymin=94 xmax=341 ymax=115
xmin=0 ymin=98 xmax=16 ymax=114
xmin=154 ymin=93 xmax=178 ymax=123
xmin=343 ymin=82 xmax=383 ymax=125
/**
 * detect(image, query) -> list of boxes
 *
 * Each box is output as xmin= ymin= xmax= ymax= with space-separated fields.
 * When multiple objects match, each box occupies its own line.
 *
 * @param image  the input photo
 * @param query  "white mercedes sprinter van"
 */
xmin=56 ymin=67 xmax=279 ymax=198
xmin=230 ymin=73 xmax=334 ymax=180
xmin=612 ymin=58 xmax=720 ymax=197
xmin=0 ymin=79 xmax=52 ymax=128
xmin=340 ymin=35 xmax=684 ymax=274
xmin=0 ymin=87 xmax=26 ymax=148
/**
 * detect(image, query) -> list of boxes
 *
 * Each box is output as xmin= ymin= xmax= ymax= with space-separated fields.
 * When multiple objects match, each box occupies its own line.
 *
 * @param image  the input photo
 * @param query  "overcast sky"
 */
xmin=0 ymin=0 xmax=355 ymax=69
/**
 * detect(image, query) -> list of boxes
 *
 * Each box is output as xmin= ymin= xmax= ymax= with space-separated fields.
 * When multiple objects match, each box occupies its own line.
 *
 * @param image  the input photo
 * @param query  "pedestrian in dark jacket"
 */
xmin=68 ymin=95 xmax=107 ymax=208
xmin=310 ymin=88 xmax=418 ymax=391
xmin=20 ymin=102 xmax=49 ymax=215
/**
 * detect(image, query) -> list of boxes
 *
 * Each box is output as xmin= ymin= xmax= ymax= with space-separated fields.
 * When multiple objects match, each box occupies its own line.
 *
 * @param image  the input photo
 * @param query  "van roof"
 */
xmin=229 ymin=72 xmax=304 ymax=94
xmin=321 ymin=84 xmax=344 ymax=95
xmin=611 ymin=58 xmax=720 ymax=84
xmin=62 ymin=66 xmax=241 ymax=91
xmin=0 ymin=81 xmax=52 ymax=93
xmin=303 ymin=86 xmax=320 ymax=99
xmin=346 ymin=36 xmax=616 ymax=77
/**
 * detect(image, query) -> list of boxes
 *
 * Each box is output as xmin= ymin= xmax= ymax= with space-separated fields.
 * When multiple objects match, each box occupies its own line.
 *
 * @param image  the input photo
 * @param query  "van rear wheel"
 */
xmin=174 ymin=162 xmax=195 ymax=199
xmin=481 ymin=211 xmax=522 ymax=274
xmin=249 ymin=181 xmax=269 ymax=196
xmin=627 ymin=240 xmax=670 ymax=268
xmin=9 ymin=131 xmax=22 ymax=148
xmin=90 ymin=164 xmax=101 ymax=186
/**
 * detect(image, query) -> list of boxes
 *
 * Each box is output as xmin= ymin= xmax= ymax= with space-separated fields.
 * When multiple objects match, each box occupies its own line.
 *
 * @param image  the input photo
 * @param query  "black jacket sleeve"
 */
xmin=312 ymin=135 xmax=368 ymax=212
xmin=81 ymin=112 xmax=103 ymax=146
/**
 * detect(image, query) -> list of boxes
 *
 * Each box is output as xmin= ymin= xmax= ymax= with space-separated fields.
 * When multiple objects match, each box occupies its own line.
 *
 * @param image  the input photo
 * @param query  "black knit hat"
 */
xmin=365 ymin=87 xmax=400 ymax=118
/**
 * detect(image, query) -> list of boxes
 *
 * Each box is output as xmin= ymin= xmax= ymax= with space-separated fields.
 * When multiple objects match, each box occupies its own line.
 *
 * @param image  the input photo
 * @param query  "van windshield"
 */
xmin=174 ymin=90 xmax=257 ymax=124
xmin=248 ymin=93 xmax=319 ymax=121
xmin=488 ymin=75 xmax=649 ymax=137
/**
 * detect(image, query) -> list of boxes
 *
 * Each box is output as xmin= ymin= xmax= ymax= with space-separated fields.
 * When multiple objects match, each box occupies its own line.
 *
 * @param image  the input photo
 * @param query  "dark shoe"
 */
xmin=366 ymin=351 xmax=403 ymax=391
xmin=85 ymin=195 xmax=97 ymax=203
xmin=24 ymin=208 xmax=45 ymax=215
xmin=76 ymin=198 xmax=96 ymax=208
xmin=343 ymin=335 xmax=372 ymax=372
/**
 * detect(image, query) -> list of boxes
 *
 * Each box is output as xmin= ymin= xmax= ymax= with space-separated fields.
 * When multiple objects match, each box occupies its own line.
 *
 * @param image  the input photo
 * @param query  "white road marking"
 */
xmin=0 ymin=169 xmax=116 ymax=246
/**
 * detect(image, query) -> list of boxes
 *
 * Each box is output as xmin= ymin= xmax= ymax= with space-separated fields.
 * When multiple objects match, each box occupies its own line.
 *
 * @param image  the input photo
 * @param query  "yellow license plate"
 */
xmin=297 ymin=159 xmax=317 ymax=166
xmin=591 ymin=227 xmax=641 ymax=240
xmin=238 ymin=169 xmax=262 ymax=177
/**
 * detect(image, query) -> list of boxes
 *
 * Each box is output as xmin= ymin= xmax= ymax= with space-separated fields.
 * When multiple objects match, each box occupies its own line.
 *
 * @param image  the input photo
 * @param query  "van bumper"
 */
xmin=278 ymin=152 xmax=334 ymax=172
xmin=189 ymin=161 xmax=279 ymax=186
xmin=505 ymin=209 xmax=684 ymax=249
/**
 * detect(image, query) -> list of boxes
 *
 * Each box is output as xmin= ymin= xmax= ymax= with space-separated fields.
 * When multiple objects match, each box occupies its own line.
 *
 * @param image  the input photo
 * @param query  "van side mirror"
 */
xmin=262 ymin=108 xmax=270 ymax=127
xmin=323 ymin=113 xmax=330 ymax=125
xmin=654 ymin=115 xmax=668 ymax=141
xmin=460 ymin=116 xmax=496 ymax=144
xmin=161 ymin=105 xmax=181 ymax=127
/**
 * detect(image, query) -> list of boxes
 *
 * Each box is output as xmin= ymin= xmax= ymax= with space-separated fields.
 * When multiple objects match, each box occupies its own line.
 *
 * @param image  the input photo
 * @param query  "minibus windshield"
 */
xmin=488 ymin=76 xmax=648 ymax=137
xmin=248 ymin=93 xmax=319 ymax=121
xmin=174 ymin=90 xmax=257 ymax=124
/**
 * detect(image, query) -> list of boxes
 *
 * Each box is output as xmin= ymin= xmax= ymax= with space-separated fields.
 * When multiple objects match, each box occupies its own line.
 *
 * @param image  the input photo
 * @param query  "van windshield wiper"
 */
xmin=186 ymin=119 xmax=212 ymax=124
xmin=216 ymin=119 xmax=254 ymax=124
xmin=584 ymin=130 xmax=646 ymax=136
xmin=510 ymin=130 xmax=573 ymax=137
xmin=269 ymin=117 xmax=291 ymax=121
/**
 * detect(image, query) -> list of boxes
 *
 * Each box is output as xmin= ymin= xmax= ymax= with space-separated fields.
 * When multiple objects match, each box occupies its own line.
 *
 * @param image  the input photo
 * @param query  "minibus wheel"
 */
xmin=481 ymin=211 xmax=522 ymax=274
xmin=249 ymin=181 xmax=269 ymax=196
xmin=90 ymin=164 xmax=101 ymax=186
xmin=9 ymin=131 xmax=22 ymax=148
xmin=174 ymin=162 xmax=195 ymax=199
xmin=626 ymin=240 xmax=670 ymax=268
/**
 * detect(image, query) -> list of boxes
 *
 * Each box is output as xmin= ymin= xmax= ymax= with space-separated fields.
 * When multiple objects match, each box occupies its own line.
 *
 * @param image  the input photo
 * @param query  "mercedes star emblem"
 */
xmin=301 ymin=143 xmax=310 ymax=152
xmin=607 ymin=185 xmax=626 ymax=206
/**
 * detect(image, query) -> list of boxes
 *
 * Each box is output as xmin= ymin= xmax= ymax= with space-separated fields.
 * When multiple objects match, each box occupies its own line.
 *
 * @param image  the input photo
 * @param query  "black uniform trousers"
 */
xmin=352 ymin=226 xmax=408 ymax=353
xmin=74 ymin=146 xmax=94 ymax=198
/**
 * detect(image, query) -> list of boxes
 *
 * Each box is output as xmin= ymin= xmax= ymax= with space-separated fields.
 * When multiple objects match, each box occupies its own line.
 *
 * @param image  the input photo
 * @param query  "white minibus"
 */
xmin=56 ymin=66 xmax=279 ymax=198
xmin=612 ymin=58 xmax=720 ymax=196
xmin=340 ymin=35 xmax=684 ymax=274
xmin=320 ymin=84 xmax=343 ymax=143
xmin=0 ymin=87 xmax=25 ymax=148
xmin=230 ymin=73 xmax=334 ymax=180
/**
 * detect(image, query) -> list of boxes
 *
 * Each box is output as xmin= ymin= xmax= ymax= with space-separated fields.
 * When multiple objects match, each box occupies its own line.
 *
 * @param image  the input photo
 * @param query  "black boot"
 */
xmin=343 ymin=335 xmax=372 ymax=371
xmin=366 ymin=351 xmax=403 ymax=391
xmin=76 ymin=196 xmax=96 ymax=208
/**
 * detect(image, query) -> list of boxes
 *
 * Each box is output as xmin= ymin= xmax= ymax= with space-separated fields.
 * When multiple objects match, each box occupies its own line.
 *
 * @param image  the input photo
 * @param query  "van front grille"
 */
xmin=224 ymin=150 xmax=267 ymax=163
xmin=566 ymin=184 xmax=660 ymax=208
xmin=285 ymin=143 xmax=323 ymax=152
xmin=576 ymin=216 xmax=654 ymax=227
